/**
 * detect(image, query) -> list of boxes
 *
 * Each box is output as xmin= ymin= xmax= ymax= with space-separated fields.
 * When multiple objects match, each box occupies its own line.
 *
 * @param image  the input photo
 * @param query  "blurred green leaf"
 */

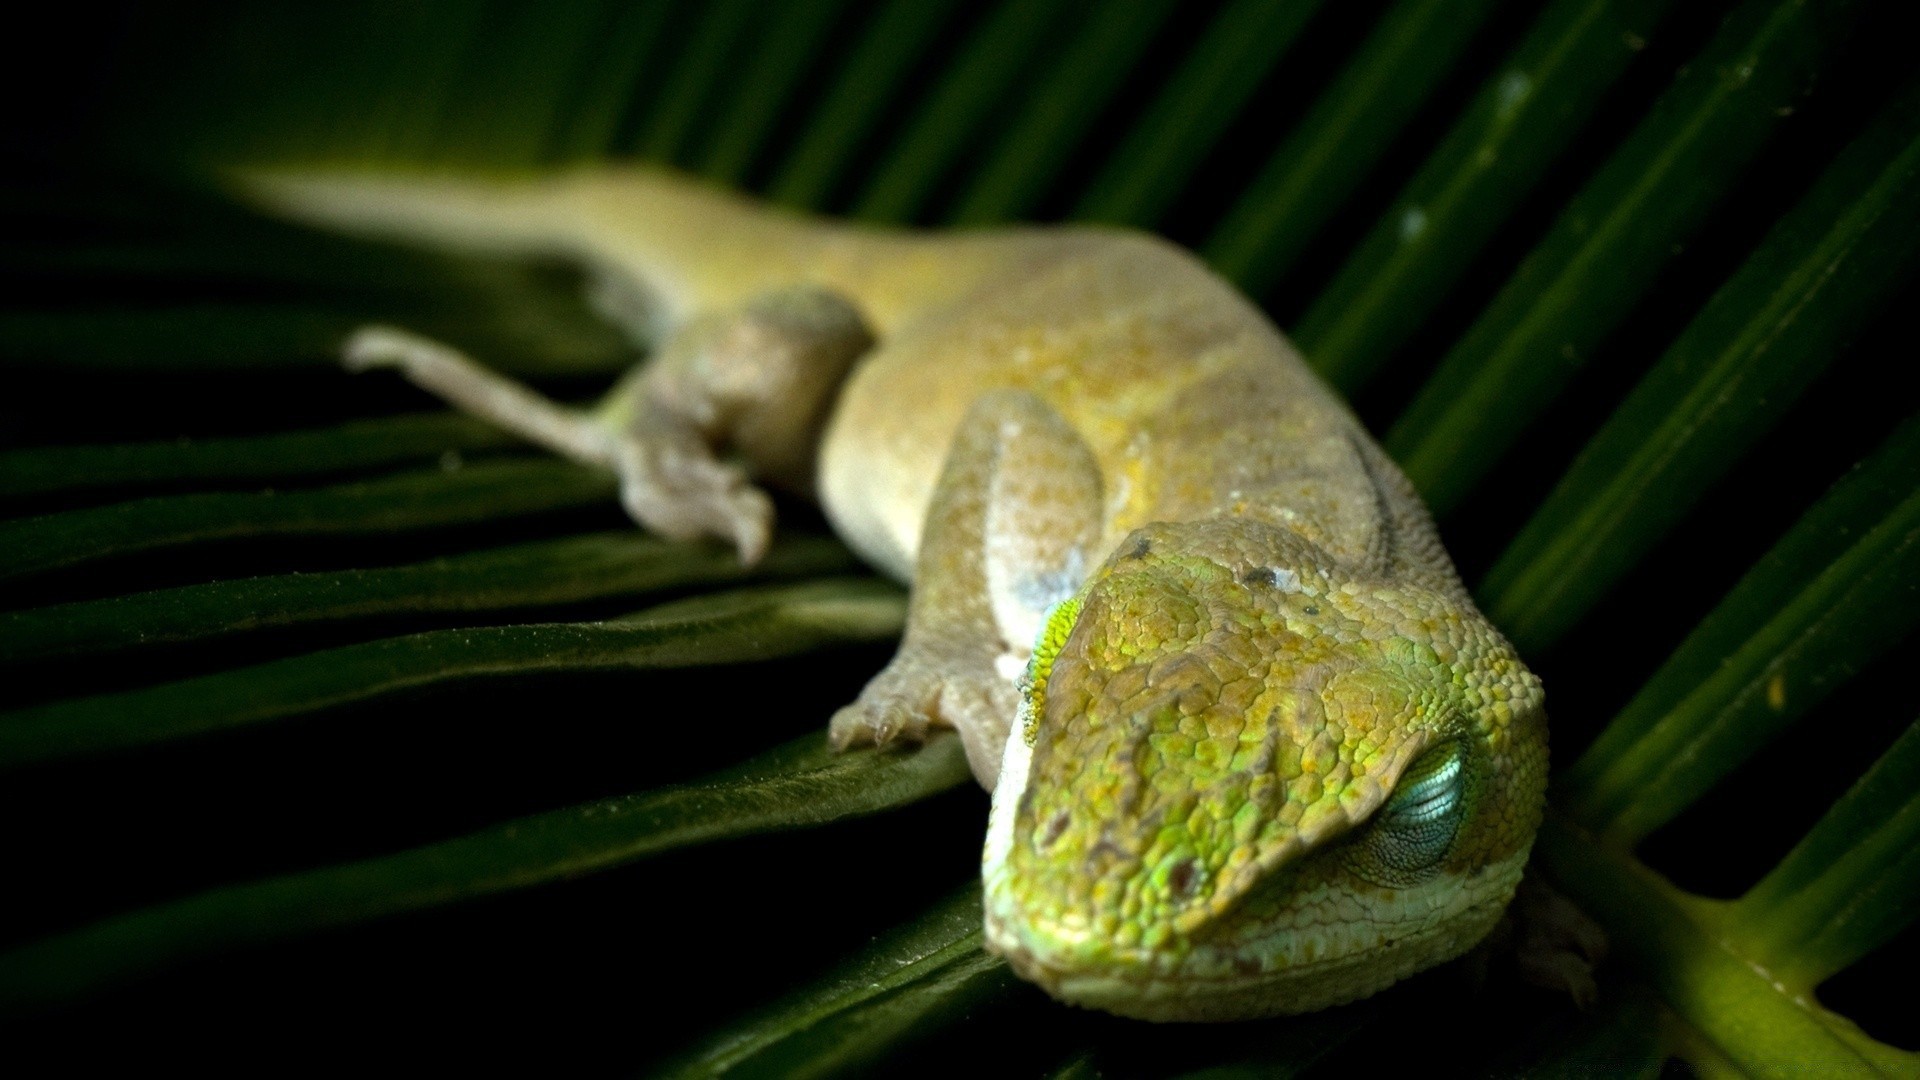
xmin=0 ymin=412 xmax=513 ymax=501
xmin=429 ymin=4 xmax=612 ymax=167
xmin=1480 ymin=82 xmax=1920 ymax=651
xmin=1299 ymin=0 xmax=1680 ymax=391
xmin=1075 ymin=0 xmax=1324 ymax=228
xmin=635 ymin=0 xmax=760 ymax=165
xmin=545 ymin=1 xmax=678 ymax=163
xmin=767 ymin=0 xmax=964 ymax=210
xmin=665 ymin=887 xmax=1016 ymax=1080
xmin=1561 ymin=415 xmax=1920 ymax=844
xmin=0 ymin=578 xmax=904 ymax=768
xmin=0 ymin=531 xmax=854 ymax=663
xmin=1539 ymin=812 xmax=1918 ymax=1077
xmin=1203 ymin=0 xmax=1504 ymax=294
xmin=699 ymin=0 xmax=855 ymax=184
xmin=1388 ymin=0 xmax=1870 ymax=515
xmin=852 ymin=0 xmax=1068 ymax=223
xmin=10 ymin=2 xmax=1918 ymax=1071
xmin=0 ymin=458 xmax=617 ymax=584
xmin=0 ymin=730 xmax=970 ymax=1010
xmin=1733 ymin=719 xmax=1920 ymax=988
xmin=947 ymin=0 xmax=1179 ymax=225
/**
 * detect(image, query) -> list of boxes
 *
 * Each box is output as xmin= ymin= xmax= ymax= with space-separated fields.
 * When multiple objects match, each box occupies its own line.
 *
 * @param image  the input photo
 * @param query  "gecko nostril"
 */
xmin=1168 ymin=858 xmax=1199 ymax=898
xmin=1042 ymin=810 xmax=1071 ymax=847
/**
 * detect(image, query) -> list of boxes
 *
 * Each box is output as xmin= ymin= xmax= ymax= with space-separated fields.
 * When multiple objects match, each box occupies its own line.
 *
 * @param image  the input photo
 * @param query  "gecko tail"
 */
xmin=233 ymin=162 xmax=1018 ymax=338
xmin=234 ymin=166 xmax=591 ymax=260
xmin=231 ymin=163 xmax=828 ymax=329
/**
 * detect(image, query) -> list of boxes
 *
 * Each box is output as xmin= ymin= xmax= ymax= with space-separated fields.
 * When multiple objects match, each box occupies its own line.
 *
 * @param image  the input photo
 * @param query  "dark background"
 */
xmin=2 ymin=0 xmax=1915 ymax=1072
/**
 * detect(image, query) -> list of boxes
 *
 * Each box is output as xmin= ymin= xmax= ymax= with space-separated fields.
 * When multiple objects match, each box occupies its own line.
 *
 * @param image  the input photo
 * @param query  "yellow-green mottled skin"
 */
xmin=991 ymin=522 xmax=1543 ymax=1017
xmin=250 ymin=166 xmax=1549 ymax=1022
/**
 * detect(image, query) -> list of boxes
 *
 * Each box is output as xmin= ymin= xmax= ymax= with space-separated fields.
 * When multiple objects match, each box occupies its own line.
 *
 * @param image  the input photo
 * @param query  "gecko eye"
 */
xmin=1348 ymin=741 xmax=1468 ymax=885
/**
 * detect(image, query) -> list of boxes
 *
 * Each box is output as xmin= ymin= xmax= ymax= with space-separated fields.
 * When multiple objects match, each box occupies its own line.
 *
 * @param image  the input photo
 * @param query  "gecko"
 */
xmin=244 ymin=166 xmax=1590 ymax=1022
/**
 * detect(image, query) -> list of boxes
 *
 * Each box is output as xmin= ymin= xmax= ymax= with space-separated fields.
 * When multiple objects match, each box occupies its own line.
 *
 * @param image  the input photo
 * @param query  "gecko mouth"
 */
xmin=981 ymin=885 xmax=1509 ymax=1022
xmin=984 ymin=909 xmax=1371 ymax=1022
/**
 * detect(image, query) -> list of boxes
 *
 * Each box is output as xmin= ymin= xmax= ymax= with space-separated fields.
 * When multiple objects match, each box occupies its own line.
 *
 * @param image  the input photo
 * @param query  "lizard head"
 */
xmin=980 ymin=519 xmax=1546 ymax=1020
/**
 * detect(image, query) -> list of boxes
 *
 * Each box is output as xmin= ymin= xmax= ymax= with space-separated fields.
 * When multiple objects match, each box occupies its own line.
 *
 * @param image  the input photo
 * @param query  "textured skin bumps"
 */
xmin=983 ymin=519 xmax=1546 ymax=1019
xmin=250 ymin=167 xmax=1551 ymax=1022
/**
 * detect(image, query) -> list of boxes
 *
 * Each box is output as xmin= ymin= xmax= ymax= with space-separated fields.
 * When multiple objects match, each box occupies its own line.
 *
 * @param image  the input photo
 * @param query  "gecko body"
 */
xmin=248 ymin=168 xmax=1549 ymax=1021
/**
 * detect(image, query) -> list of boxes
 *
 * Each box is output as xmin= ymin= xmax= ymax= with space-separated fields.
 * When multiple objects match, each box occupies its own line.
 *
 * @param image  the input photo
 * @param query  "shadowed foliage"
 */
xmin=4 ymin=0 xmax=1916 ymax=1073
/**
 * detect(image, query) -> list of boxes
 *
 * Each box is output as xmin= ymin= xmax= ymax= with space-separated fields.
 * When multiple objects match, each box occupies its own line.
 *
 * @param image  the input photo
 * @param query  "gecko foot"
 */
xmin=609 ymin=438 xmax=773 ymax=565
xmin=1511 ymin=876 xmax=1609 ymax=1008
xmin=829 ymin=652 xmax=1016 ymax=786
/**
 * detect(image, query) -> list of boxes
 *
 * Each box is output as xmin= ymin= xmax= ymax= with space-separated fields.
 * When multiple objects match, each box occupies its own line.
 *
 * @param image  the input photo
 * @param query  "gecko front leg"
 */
xmin=830 ymin=390 xmax=1105 ymax=786
xmin=344 ymin=286 xmax=871 ymax=563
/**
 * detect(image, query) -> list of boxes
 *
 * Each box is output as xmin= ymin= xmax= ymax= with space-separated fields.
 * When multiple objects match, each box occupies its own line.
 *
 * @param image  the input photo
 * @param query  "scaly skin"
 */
xmin=983 ymin=521 xmax=1546 ymax=1019
xmin=245 ymin=166 xmax=1549 ymax=1021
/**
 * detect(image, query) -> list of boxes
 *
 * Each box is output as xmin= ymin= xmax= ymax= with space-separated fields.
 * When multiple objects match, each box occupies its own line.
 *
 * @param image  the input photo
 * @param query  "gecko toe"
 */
xmin=829 ymin=688 xmax=938 ymax=751
xmin=727 ymin=487 xmax=775 ymax=566
xmin=341 ymin=324 xmax=431 ymax=372
xmin=827 ymin=650 xmax=1018 ymax=790
xmin=1512 ymin=876 xmax=1609 ymax=1009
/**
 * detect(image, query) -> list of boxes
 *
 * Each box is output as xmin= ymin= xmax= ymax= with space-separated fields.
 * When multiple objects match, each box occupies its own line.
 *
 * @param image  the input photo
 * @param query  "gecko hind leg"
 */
xmin=344 ymin=325 xmax=755 ymax=547
xmin=830 ymin=390 xmax=1105 ymax=787
xmin=345 ymin=326 xmax=615 ymax=463
xmin=343 ymin=286 xmax=872 ymax=564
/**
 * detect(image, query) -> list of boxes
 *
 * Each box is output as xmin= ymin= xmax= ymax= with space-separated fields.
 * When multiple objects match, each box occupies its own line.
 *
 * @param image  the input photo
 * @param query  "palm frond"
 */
xmin=6 ymin=0 xmax=1916 ymax=1072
